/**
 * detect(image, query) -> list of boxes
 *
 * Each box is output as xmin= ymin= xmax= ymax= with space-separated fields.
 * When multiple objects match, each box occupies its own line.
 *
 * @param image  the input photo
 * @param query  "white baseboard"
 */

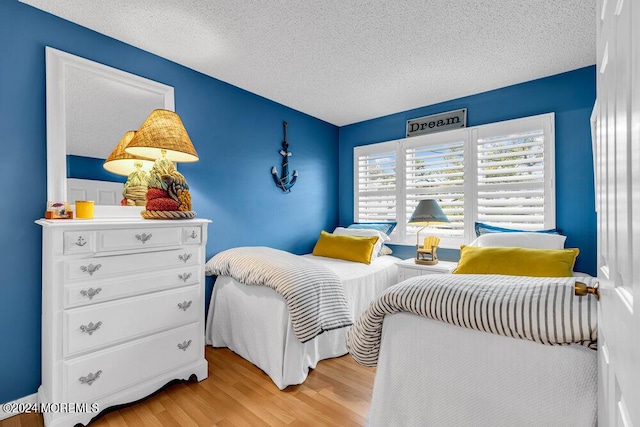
xmin=0 ymin=393 xmax=38 ymax=421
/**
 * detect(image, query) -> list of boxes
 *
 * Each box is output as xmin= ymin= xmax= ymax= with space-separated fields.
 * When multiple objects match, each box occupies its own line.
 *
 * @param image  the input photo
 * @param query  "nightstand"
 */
xmin=396 ymin=258 xmax=458 ymax=282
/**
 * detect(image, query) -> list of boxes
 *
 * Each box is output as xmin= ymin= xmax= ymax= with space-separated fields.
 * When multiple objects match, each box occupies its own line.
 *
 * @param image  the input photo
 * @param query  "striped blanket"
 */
xmin=205 ymin=247 xmax=353 ymax=343
xmin=347 ymin=274 xmax=598 ymax=367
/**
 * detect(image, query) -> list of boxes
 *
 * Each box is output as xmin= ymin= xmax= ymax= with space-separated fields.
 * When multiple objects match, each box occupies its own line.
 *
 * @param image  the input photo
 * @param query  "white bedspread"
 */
xmin=300 ymin=254 xmax=399 ymax=319
xmin=368 ymin=312 xmax=597 ymax=426
xmin=348 ymin=274 xmax=598 ymax=366
xmin=205 ymin=254 xmax=399 ymax=389
xmin=205 ymin=247 xmax=352 ymax=342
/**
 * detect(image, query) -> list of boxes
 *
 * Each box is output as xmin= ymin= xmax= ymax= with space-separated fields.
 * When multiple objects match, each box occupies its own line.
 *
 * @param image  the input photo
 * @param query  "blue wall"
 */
xmin=339 ymin=67 xmax=597 ymax=273
xmin=0 ymin=0 xmax=338 ymax=404
xmin=68 ymin=155 xmax=126 ymax=183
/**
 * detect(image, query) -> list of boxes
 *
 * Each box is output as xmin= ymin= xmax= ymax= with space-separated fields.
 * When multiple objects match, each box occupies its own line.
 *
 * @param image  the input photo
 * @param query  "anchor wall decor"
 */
xmin=271 ymin=121 xmax=298 ymax=192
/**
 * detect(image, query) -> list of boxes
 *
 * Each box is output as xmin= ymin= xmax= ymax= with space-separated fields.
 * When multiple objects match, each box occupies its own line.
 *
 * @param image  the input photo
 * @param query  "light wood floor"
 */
xmin=2 ymin=347 xmax=375 ymax=427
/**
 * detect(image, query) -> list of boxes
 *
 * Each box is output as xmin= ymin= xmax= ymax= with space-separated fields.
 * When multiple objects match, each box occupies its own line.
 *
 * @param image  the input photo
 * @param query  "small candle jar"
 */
xmin=75 ymin=201 xmax=95 ymax=219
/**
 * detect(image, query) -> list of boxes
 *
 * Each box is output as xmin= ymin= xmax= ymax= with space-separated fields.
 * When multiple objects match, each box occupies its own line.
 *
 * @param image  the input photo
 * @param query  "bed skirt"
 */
xmin=367 ymin=312 xmax=597 ymax=427
xmin=206 ymin=276 xmax=347 ymax=389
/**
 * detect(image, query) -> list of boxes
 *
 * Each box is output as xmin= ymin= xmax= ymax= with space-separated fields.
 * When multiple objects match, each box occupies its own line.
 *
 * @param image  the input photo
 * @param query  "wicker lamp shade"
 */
xmin=125 ymin=109 xmax=199 ymax=162
xmin=103 ymin=131 xmax=155 ymax=176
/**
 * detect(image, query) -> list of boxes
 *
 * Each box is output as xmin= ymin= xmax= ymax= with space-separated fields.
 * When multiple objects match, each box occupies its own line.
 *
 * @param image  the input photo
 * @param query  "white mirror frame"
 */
xmin=45 ymin=47 xmax=175 ymax=218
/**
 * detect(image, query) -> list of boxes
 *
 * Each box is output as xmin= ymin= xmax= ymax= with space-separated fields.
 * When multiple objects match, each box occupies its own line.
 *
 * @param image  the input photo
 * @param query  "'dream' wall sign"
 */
xmin=406 ymin=108 xmax=467 ymax=138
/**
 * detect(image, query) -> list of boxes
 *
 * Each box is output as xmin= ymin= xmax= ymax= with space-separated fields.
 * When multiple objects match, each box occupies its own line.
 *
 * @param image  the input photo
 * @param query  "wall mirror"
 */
xmin=45 ymin=47 xmax=174 ymax=217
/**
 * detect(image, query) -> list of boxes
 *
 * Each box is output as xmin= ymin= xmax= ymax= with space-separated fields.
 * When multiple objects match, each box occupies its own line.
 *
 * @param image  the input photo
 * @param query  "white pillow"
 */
xmin=468 ymin=232 xmax=567 ymax=249
xmin=332 ymin=227 xmax=389 ymax=258
xmin=572 ymin=271 xmax=592 ymax=277
xmin=333 ymin=226 xmax=390 ymax=242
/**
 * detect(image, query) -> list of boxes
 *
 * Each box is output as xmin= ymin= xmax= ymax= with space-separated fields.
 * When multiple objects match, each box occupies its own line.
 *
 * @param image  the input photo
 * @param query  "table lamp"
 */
xmin=408 ymin=199 xmax=449 ymax=265
xmin=125 ymin=109 xmax=199 ymax=219
xmin=103 ymin=130 xmax=155 ymax=207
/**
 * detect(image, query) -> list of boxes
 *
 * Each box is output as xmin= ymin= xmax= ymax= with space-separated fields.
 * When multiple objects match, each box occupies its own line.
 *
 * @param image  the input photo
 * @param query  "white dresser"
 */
xmin=36 ymin=218 xmax=210 ymax=427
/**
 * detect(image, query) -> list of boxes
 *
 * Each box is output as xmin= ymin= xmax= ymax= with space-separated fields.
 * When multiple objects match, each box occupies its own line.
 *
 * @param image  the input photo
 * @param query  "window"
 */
xmin=354 ymin=141 xmax=397 ymax=223
xmin=354 ymin=113 xmax=555 ymax=248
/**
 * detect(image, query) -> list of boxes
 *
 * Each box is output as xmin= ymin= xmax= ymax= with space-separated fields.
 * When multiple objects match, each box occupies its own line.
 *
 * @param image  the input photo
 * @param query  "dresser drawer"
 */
xmin=64 ymin=285 xmax=199 ymax=356
xmin=65 ymin=265 xmax=200 ymax=308
xmin=63 ymin=322 xmax=200 ymax=403
xmin=63 ymin=231 xmax=95 ymax=255
xmin=97 ymin=227 xmax=182 ymax=252
xmin=398 ymin=270 xmax=407 ymax=282
xmin=398 ymin=267 xmax=422 ymax=282
xmin=65 ymin=248 xmax=200 ymax=282
xmin=182 ymin=226 xmax=202 ymax=244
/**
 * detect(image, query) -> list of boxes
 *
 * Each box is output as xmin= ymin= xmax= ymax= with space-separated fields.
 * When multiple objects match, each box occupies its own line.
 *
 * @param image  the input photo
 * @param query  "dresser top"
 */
xmin=36 ymin=217 xmax=211 ymax=228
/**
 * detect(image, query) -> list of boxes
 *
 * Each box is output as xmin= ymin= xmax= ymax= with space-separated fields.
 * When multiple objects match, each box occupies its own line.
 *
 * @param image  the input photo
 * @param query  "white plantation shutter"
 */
xmin=354 ymin=141 xmax=398 ymax=224
xmin=353 ymin=113 xmax=555 ymax=247
xmin=475 ymin=115 xmax=555 ymax=230
xmin=404 ymin=131 xmax=466 ymax=246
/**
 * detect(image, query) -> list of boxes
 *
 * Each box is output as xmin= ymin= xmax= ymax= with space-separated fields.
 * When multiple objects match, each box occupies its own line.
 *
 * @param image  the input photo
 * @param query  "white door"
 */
xmin=595 ymin=0 xmax=640 ymax=425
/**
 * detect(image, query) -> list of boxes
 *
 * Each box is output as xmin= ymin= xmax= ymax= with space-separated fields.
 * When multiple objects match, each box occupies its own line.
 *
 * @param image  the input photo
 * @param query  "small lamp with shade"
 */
xmin=125 ymin=109 xmax=199 ymax=219
xmin=408 ymin=199 xmax=450 ymax=265
xmin=103 ymin=130 xmax=155 ymax=207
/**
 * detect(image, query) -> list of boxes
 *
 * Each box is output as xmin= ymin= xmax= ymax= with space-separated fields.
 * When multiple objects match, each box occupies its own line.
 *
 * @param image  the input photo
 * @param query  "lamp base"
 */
xmin=415 ymin=258 xmax=439 ymax=265
xmin=141 ymin=210 xmax=196 ymax=220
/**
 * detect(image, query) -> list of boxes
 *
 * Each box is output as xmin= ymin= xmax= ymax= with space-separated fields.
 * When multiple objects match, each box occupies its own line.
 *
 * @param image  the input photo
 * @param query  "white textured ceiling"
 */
xmin=22 ymin=0 xmax=596 ymax=126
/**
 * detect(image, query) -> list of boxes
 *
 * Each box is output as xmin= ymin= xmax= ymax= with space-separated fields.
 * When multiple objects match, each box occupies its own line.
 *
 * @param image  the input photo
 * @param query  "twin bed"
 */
xmin=204 ymin=224 xmax=400 ymax=389
xmin=204 ymin=226 xmax=598 ymax=426
xmin=347 ymin=273 xmax=598 ymax=426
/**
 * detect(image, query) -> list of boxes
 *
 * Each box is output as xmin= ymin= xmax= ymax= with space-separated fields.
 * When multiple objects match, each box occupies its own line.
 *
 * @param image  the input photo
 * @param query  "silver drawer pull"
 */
xmin=189 ymin=231 xmax=198 ymax=239
xmin=178 ymin=273 xmax=192 ymax=283
xmin=135 ymin=233 xmax=152 ymax=243
xmin=80 ymin=321 xmax=103 ymax=335
xmin=179 ymin=253 xmax=192 ymax=263
xmin=177 ymin=340 xmax=192 ymax=351
xmin=178 ymin=300 xmax=192 ymax=311
xmin=80 ymin=287 xmax=102 ymax=300
xmin=80 ymin=263 xmax=101 ymax=276
xmin=79 ymin=370 xmax=102 ymax=386
xmin=75 ymin=236 xmax=87 ymax=247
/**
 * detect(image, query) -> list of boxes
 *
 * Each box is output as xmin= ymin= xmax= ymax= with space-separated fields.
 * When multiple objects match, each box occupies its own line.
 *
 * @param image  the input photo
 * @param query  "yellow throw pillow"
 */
xmin=453 ymin=245 xmax=579 ymax=277
xmin=312 ymin=230 xmax=379 ymax=264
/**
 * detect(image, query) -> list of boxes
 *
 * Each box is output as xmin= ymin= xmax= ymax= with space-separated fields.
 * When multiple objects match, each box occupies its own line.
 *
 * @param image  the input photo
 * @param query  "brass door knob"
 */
xmin=574 ymin=281 xmax=600 ymax=300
